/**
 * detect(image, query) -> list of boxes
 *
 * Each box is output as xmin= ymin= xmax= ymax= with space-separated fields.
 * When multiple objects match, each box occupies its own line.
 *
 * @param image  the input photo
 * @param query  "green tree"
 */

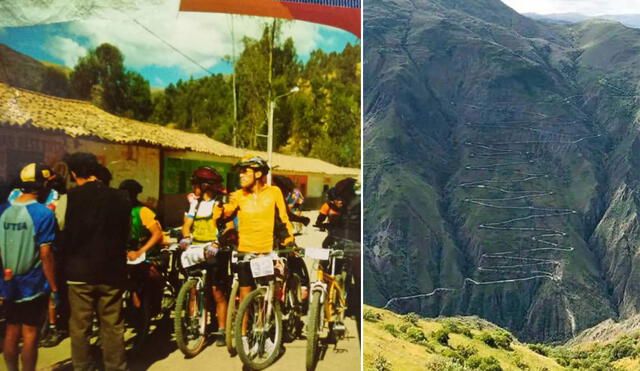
xmin=70 ymin=43 xmax=152 ymax=120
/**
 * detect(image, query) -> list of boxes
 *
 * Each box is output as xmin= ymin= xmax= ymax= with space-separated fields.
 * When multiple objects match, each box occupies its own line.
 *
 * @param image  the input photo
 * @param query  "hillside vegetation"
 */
xmin=364 ymin=305 xmax=640 ymax=371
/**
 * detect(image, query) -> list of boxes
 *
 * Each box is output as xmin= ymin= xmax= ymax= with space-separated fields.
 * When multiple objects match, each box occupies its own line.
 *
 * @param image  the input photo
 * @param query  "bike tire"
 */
xmin=174 ymin=279 xmax=207 ymax=357
xmin=306 ymin=291 xmax=322 ymax=371
xmin=283 ymin=273 xmax=302 ymax=342
xmin=225 ymin=279 xmax=239 ymax=356
xmin=234 ymin=287 xmax=283 ymax=370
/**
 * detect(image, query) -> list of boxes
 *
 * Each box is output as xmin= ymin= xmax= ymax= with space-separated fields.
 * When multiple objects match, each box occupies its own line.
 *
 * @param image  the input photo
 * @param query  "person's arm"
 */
xmin=315 ymin=203 xmax=330 ymax=226
xmin=128 ymin=207 xmax=164 ymax=260
xmin=35 ymin=211 xmax=58 ymax=293
xmin=273 ymin=188 xmax=294 ymax=244
xmin=40 ymin=244 xmax=57 ymax=292
xmin=181 ymin=199 xmax=198 ymax=246
xmin=287 ymin=209 xmax=310 ymax=225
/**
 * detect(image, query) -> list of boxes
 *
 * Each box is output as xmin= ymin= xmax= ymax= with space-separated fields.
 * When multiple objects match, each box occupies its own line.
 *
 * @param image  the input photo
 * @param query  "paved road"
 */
xmin=35 ymin=212 xmax=361 ymax=371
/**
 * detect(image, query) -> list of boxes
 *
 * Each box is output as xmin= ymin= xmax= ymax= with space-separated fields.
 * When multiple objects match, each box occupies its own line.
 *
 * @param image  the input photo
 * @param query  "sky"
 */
xmin=501 ymin=0 xmax=640 ymax=15
xmin=0 ymin=0 xmax=358 ymax=88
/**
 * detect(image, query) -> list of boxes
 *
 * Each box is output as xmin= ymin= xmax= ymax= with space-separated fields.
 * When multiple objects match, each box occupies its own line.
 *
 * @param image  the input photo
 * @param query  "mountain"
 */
xmin=524 ymin=13 xmax=640 ymax=29
xmin=364 ymin=305 xmax=640 ymax=371
xmin=0 ymin=43 xmax=72 ymax=97
xmin=364 ymin=0 xmax=640 ymax=343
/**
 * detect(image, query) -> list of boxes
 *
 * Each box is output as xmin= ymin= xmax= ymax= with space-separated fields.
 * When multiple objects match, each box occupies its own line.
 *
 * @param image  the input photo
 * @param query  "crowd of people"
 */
xmin=0 ymin=152 xmax=361 ymax=371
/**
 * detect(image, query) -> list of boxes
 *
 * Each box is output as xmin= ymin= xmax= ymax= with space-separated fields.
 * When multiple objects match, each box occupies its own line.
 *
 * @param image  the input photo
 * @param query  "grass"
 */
xmin=364 ymin=305 xmax=565 ymax=371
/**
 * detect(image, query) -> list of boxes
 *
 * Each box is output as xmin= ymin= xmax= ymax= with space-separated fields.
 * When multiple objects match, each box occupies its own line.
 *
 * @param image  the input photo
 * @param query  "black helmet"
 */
xmin=119 ymin=179 xmax=143 ymax=195
xmin=232 ymin=156 xmax=269 ymax=175
xmin=272 ymin=175 xmax=294 ymax=196
xmin=191 ymin=166 xmax=224 ymax=193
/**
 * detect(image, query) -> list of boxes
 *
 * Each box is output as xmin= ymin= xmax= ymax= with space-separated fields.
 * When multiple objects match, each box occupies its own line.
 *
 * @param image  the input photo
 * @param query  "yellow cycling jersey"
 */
xmin=225 ymin=185 xmax=293 ymax=253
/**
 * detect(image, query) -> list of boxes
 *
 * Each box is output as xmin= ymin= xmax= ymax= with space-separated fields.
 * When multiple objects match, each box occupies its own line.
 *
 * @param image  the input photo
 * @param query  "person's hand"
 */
xmin=179 ymin=237 xmax=192 ymax=250
xmin=127 ymin=250 xmax=140 ymax=261
xmin=205 ymin=243 xmax=219 ymax=258
xmin=300 ymin=216 xmax=311 ymax=226
xmin=51 ymin=291 xmax=60 ymax=309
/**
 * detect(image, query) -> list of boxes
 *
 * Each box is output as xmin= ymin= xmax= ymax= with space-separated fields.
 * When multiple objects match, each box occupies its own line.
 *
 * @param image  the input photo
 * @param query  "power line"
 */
xmin=131 ymin=18 xmax=214 ymax=76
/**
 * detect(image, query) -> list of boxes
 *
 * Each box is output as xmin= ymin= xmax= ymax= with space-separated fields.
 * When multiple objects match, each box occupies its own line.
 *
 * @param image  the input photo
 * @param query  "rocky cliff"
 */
xmin=364 ymin=0 xmax=640 ymax=342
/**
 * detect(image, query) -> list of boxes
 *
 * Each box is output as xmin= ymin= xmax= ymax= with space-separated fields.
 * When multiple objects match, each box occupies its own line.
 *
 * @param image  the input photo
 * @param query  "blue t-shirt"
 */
xmin=0 ymin=199 xmax=57 ymax=302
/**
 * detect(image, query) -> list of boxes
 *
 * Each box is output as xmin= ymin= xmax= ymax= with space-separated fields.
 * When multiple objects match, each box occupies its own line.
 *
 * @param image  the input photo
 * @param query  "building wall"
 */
xmin=67 ymin=139 xmax=161 ymax=208
xmin=0 ymin=127 xmax=161 ymax=207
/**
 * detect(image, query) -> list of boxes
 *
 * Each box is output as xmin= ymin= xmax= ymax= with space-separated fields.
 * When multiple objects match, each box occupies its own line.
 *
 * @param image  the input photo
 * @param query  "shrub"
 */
xmin=479 ymin=330 xmax=512 ymax=350
xmin=609 ymin=337 xmax=636 ymax=361
xmin=479 ymin=332 xmax=497 ymax=348
xmin=455 ymin=344 xmax=478 ymax=359
xmin=364 ymin=309 xmax=382 ymax=322
xmin=398 ymin=322 xmax=411 ymax=333
xmin=493 ymin=330 xmax=513 ymax=350
xmin=373 ymin=354 xmax=392 ymax=371
xmin=425 ymin=356 xmax=470 ymax=371
xmin=432 ymin=328 xmax=450 ymax=346
xmin=384 ymin=323 xmax=398 ymax=337
xmin=406 ymin=326 xmax=427 ymax=344
xmin=528 ymin=343 xmax=549 ymax=356
xmin=403 ymin=312 xmax=420 ymax=326
xmin=442 ymin=319 xmax=473 ymax=338
xmin=467 ymin=355 xmax=503 ymax=371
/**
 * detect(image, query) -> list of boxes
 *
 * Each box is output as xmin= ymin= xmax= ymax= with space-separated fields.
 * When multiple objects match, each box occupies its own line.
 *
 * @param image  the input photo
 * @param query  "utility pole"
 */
xmin=231 ymin=15 xmax=238 ymax=147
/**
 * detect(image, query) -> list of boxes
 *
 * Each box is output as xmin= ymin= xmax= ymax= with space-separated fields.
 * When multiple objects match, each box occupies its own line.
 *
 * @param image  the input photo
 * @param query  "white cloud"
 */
xmin=62 ymin=0 xmax=325 ymax=75
xmin=502 ymin=0 xmax=640 ymax=15
xmin=46 ymin=35 xmax=87 ymax=67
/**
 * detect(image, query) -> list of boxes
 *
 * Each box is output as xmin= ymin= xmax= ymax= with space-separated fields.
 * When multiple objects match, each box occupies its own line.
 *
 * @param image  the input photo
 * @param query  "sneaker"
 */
xmin=40 ymin=328 xmax=64 ymax=348
xmin=215 ymin=329 xmax=225 ymax=347
xmin=264 ymin=338 xmax=276 ymax=355
xmin=242 ymin=336 xmax=250 ymax=353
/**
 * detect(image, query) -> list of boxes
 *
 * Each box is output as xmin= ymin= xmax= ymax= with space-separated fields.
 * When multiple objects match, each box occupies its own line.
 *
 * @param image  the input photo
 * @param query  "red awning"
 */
xmin=179 ymin=0 xmax=361 ymax=38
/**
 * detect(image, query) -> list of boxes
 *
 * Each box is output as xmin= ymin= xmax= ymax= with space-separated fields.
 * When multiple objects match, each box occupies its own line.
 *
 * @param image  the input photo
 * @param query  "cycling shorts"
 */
xmin=5 ymin=294 xmax=48 ymax=327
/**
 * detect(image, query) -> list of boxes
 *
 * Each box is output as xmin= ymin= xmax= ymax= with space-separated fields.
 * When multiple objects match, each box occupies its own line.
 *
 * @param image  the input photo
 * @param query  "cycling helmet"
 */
xmin=191 ymin=166 xmax=224 ymax=193
xmin=232 ymin=155 xmax=270 ymax=175
xmin=119 ymin=179 xmax=143 ymax=195
xmin=19 ymin=163 xmax=53 ymax=191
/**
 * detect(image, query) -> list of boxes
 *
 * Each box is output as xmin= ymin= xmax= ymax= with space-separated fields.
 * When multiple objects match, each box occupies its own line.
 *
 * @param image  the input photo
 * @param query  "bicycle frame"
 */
xmin=310 ymin=255 xmax=346 ymax=326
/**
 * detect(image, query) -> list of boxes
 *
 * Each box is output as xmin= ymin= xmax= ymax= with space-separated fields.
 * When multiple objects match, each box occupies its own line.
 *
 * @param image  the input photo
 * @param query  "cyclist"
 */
xmin=272 ymin=175 xmax=310 ymax=304
xmin=119 ymin=179 xmax=164 ymax=313
xmin=314 ymin=187 xmax=344 ymax=249
xmin=6 ymin=171 xmax=67 ymax=348
xmin=0 ymin=163 xmax=58 ymax=371
xmin=223 ymin=156 xmax=295 ymax=351
xmin=180 ymin=166 xmax=229 ymax=346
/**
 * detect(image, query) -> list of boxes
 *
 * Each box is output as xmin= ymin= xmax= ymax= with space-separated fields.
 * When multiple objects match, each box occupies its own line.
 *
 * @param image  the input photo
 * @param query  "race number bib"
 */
xmin=181 ymin=247 xmax=205 ymax=268
xmin=305 ymin=247 xmax=330 ymax=260
xmin=250 ymin=256 xmax=275 ymax=277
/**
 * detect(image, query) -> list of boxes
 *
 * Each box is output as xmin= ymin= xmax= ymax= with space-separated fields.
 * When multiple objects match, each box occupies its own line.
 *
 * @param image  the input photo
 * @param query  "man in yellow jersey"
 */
xmin=224 ymin=155 xmax=294 ymax=296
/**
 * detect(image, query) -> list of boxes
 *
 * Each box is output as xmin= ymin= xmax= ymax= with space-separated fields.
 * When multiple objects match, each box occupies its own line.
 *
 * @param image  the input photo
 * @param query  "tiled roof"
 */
xmin=0 ymin=83 xmax=359 ymax=176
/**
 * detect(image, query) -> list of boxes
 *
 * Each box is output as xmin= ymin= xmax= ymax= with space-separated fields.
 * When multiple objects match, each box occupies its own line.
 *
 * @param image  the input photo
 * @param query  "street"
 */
xmin=34 ymin=212 xmax=361 ymax=371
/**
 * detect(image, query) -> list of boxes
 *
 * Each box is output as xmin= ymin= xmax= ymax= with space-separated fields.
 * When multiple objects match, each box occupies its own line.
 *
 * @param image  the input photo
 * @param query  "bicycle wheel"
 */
xmin=306 ymin=290 xmax=322 ymax=371
xmin=283 ymin=273 xmax=302 ymax=342
xmin=234 ymin=287 xmax=283 ymax=370
xmin=174 ymin=279 xmax=208 ymax=357
xmin=225 ymin=278 xmax=239 ymax=356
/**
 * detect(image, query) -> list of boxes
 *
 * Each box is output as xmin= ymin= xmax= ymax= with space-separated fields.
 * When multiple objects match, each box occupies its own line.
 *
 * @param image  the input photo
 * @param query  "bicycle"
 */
xmin=304 ymin=242 xmax=358 ymax=371
xmin=173 ymin=242 xmax=215 ymax=357
xmin=124 ymin=243 xmax=182 ymax=349
xmin=233 ymin=247 xmax=297 ymax=370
